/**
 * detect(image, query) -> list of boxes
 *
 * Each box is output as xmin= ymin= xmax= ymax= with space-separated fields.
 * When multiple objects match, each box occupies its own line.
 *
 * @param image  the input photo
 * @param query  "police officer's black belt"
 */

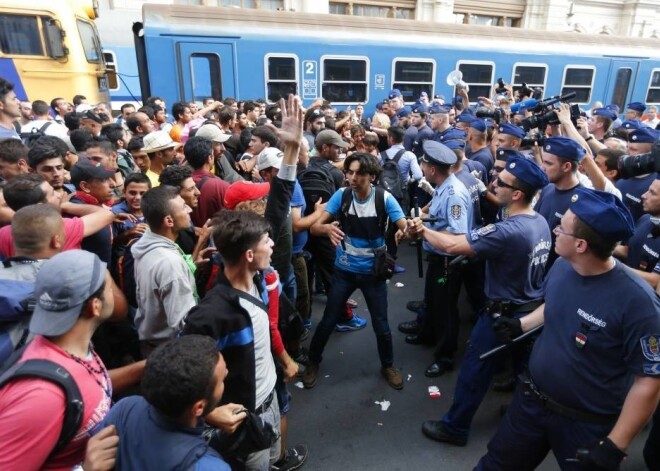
xmin=522 ymin=376 xmax=618 ymax=425
xmin=486 ymin=299 xmax=543 ymax=317
xmin=255 ymin=389 xmax=275 ymax=415
xmin=426 ymin=253 xmax=457 ymax=263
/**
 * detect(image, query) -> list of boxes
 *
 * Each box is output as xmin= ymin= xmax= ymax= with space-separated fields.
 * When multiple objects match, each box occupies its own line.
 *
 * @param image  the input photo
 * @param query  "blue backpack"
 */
xmin=0 ymin=258 xmax=37 ymax=366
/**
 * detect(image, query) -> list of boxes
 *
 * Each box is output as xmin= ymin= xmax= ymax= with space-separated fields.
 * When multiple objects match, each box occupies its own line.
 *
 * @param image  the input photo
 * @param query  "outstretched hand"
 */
xmin=278 ymin=95 xmax=303 ymax=146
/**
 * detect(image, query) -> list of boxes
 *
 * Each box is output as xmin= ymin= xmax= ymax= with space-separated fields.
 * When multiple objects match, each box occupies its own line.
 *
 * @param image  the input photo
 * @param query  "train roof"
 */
xmin=142 ymin=3 xmax=660 ymax=59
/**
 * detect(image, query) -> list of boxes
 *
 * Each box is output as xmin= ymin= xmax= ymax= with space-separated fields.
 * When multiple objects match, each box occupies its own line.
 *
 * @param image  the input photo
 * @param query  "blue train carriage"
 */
xmin=134 ymin=3 xmax=660 ymax=115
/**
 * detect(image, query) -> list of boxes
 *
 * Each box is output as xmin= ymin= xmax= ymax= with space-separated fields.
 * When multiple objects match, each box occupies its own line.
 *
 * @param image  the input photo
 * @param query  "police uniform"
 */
xmin=467 ymin=119 xmax=494 ymax=176
xmin=423 ymin=156 xmax=551 ymax=445
xmin=625 ymin=214 xmax=660 ymax=274
xmin=410 ymin=141 xmax=471 ymax=372
xmin=476 ymin=188 xmax=660 ymax=470
xmin=534 ymin=136 xmax=584 ymax=268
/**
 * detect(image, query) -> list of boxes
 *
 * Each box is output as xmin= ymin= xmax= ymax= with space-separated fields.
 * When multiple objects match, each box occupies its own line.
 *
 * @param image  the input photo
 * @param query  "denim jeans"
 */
xmin=308 ymin=267 xmax=394 ymax=367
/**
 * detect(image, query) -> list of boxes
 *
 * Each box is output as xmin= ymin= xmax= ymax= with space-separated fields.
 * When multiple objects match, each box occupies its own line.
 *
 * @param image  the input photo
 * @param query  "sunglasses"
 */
xmin=496 ymin=177 xmax=521 ymax=191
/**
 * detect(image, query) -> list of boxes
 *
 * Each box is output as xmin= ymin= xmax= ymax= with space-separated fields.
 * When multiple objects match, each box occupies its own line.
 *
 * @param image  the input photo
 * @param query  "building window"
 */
xmin=647 ymin=69 xmax=660 ymax=104
xmin=220 ymin=0 xmax=257 ymax=7
xmin=265 ymin=55 xmax=298 ymax=103
xmin=321 ymin=56 xmax=368 ymax=104
xmin=561 ymin=66 xmax=595 ymax=104
xmin=329 ymin=2 xmax=415 ymax=19
xmin=453 ymin=13 xmax=520 ymax=27
xmin=512 ymin=64 xmax=547 ymax=98
xmin=0 ymin=14 xmax=43 ymax=56
xmin=456 ymin=61 xmax=494 ymax=102
xmin=103 ymin=50 xmax=119 ymax=91
xmin=392 ymin=59 xmax=435 ymax=103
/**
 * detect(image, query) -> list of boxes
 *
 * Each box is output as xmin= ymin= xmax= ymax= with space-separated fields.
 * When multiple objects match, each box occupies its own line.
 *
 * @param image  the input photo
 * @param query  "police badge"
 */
xmin=450 ymin=205 xmax=462 ymax=220
xmin=640 ymin=335 xmax=660 ymax=362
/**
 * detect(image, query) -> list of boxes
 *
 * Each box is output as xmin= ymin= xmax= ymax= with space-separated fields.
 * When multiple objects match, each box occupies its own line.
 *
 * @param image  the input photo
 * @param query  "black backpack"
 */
xmin=20 ymin=122 xmax=53 ymax=146
xmin=378 ymin=149 xmax=406 ymax=201
xmin=338 ymin=186 xmax=389 ymax=234
xmin=297 ymin=164 xmax=338 ymax=216
xmin=0 ymin=353 xmax=83 ymax=455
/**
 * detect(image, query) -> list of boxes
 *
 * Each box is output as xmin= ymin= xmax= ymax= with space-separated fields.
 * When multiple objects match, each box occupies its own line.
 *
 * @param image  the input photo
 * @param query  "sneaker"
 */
xmin=271 ymin=444 xmax=308 ymax=471
xmin=393 ymin=264 xmax=406 ymax=274
xmin=335 ymin=313 xmax=367 ymax=332
xmin=381 ymin=366 xmax=404 ymax=390
xmin=299 ymin=327 xmax=311 ymax=342
xmin=302 ymin=362 xmax=319 ymax=389
xmin=346 ymin=298 xmax=358 ymax=308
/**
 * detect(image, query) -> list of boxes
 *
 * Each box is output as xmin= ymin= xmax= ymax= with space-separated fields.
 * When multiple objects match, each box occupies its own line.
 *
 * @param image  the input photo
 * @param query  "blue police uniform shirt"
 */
xmin=412 ymin=125 xmax=434 ymax=158
xmin=616 ymin=173 xmax=657 ymax=223
xmin=469 ymin=147 xmax=494 ymax=176
xmin=468 ymin=213 xmax=550 ymax=303
xmin=423 ymin=174 xmax=471 ymax=256
xmin=454 ymin=168 xmax=485 ymax=229
xmin=291 ymin=181 xmax=307 ymax=255
xmin=326 ymin=186 xmax=404 ymax=274
xmin=403 ymin=125 xmax=417 ymax=152
xmin=463 ymin=159 xmax=489 ymax=186
xmin=625 ymin=214 xmax=660 ymax=274
xmin=530 ymin=258 xmax=660 ymax=415
xmin=431 ymin=127 xmax=453 ymax=144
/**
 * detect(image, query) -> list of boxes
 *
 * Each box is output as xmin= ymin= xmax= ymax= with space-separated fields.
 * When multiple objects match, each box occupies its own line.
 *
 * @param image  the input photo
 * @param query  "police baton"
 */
xmin=412 ymin=197 xmax=424 ymax=278
xmin=478 ymin=324 xmax=544 ymax=361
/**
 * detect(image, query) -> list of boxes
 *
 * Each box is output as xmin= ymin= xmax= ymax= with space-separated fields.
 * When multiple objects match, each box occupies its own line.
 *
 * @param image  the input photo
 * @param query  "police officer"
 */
xmin=399 ymin=140 xmax=471 ymax=379
xmin=535 ymin=136 xmax=585 ymax=268
xmin=467 ymin=119 xmax=495 ymax=177
xmin=409 ymin=155 xmax=551 ymax=446
xmin=428 ymin=104 xmax=453 ymax=142
xmin=477 ymin=188 xmax=660 ymax=470
xmin=495 ymin=122 xmax=526 ymax=150
xmin=409 ymin=103 xmax=433 ymax=158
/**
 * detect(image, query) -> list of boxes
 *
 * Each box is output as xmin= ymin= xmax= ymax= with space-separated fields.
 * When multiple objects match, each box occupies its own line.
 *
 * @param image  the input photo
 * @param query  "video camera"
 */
xmin=495 ymin=78 xmax=507 ymax=95
xmin=475 ymin=106 xmax=505 ymax=124
xmin=520 ymin=91 xmax=584 ymax=132
xmin=618 ymin=139 xmax=660 ymax=179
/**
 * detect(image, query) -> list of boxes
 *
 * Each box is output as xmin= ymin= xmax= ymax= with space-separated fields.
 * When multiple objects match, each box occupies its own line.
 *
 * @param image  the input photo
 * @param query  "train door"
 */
xmin=176 ymin=42 xmax=236 ymax=102
xmin=605 ymin=60 xmax=639 ymax=111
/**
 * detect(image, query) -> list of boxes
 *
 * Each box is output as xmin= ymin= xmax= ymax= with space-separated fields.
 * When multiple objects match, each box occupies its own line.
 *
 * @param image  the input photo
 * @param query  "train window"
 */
xmin=456 ymin=61 xmax=494 ymax=102
xmin=561 ymin=66 xmax=595 ymax=104
xmin=0 ymin=15 xmax=43 ymax=56
xmin=77 ymin=20 xmax=101 ymax=63
xmin=190 ymin=53 xmax=222 ymax=103
xmin=265 ymin=55 xmax=298 ymax=103
xmin=392 ymin=59 xmax=435 ymax=103
xmin=321 ymin=56 xmax=368 ymax=104
xmin=610 ymin=68 xmax=632 ymax=111
xmin=512 ymin=64 xmax=546 ymax=98
xmin=646 ymin=69 xmax=660 ymax=104
xmin=103 ymin=51 xmax=119 ymax=91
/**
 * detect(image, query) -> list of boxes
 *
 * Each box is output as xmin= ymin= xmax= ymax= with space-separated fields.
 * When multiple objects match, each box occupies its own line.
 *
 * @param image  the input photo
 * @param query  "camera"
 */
xmin=476 ymin=106 xmax=504 ymax=124
xmin=618 ymin=139 xmax=660 ymax=179
xmin=495 ymin=78 xmax=507 ymax=94
xmin=520 ymin=133 xmax=546 ymax=148
xmin=520 ymin=92 xmax=581 ymax=132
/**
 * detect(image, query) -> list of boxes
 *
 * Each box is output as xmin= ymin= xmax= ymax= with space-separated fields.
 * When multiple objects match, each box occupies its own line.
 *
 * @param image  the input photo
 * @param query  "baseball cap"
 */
xmin=143 ymin=131 xmax=182 ymax=154
xmin=256 ymin=147 xmax=284 ymax=171
xmin=30 ymin=250 xmax=107 ymax=336
xmin=224 ymin=181 xmax=270 ymax=210
xmin=70 ymin=159 xmax=115 ymax=186
xmin=195 ymin=124 xmax=231 ymax=143
xmin=314 ymin=130 xmax=349 ymax=149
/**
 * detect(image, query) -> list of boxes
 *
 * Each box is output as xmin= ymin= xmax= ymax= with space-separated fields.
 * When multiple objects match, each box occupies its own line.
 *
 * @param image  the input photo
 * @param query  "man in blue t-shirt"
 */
xmin=409 ymin=155 xmax=551 ymax=446
xmin=98 ymin=335 xmax=239 ymax=470
xmin=477 ymin=188 xmax=660 ymax=470
xmin=303 ymin=152 xmax=408 ymax=390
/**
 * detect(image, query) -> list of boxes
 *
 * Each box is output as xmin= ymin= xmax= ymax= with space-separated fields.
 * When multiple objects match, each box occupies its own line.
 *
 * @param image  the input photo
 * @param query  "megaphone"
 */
xmin=446 ymin=70 xmax=469 ymax=92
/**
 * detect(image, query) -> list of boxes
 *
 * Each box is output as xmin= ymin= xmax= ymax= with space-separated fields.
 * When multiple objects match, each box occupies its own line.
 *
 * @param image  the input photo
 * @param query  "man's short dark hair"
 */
xmin=12 ymin=204 xmax=62 ymax=254
xmin=251 ymin=126 xmax=277 ymax=147
xmin=344 ymin=152 xmax=382 ymax=178
xmin=63 ymin=112 xmax=81 ymax=132
xmin=145 ymin=96 xmax=163 ymax=108
xmin=29 ymin=135 xmax=69 ymax=154
xmin=31 ymin=100 xmax=50 ymax=116
xmin=223 ymin=97 xmax=237 ymax=107
xmin=266 ymin=105 xmax=281 ymax=123
xmin=184 ymin=136 xmax=213 ymax=170
xmin=596 ymin=148 xmax=625 ymax=174
xmin=159 ymin=165 xmax=193 ymax=189
xmin=218 ymin=108 xmax=236 ymax=126
xmin=243 ymin=100 xmax=258 ymax=114
xmin=49 ymin=97 xmax=64 ymax=113
xmin=28 ymin=142 xmax=66 ymax=169
xmin=142 ymin=335 xmax=220 ymax=419
xmin=72 ymin=95 xmax=87 ymax=106
xmin=137 ymin=106 xmax=155 ymax=121
xmin=120 ymin=103 xmax=135 ymax=113
xmin=125 ymin=113 xmax=141 ymax=134
xmin=511 ymin=177 xmax=537 ymax=205
xmin=84 ymin=138 xmax=114 ymax=155
xmin=0 ymin=139 xmax=28 ymax=164
xmin=127 ymin=136 xmax=144 ymax=152
xmin=304 ymin=107 xmax=324 ymax=127
xmin=362 ymin=133 xmax=379 ymax=148
xmin=124 ymin=172 xmax=152 ymax=189
xmin=4 ymin=173 xmax=47 ymax=211
xmin=69 ymin=128 xmax=94 ymax=152
xmin=100 ymin=124 xmax=125 ymax=149
xmin=573 ymin=215 xmax=617 ymax=260
xmin=141 ymin=185 xmax=180 ymax=229
xmin=212 ymin=210 xmax=271 ymax=266
xmin=387 ymin=126 xmax=405 ymax=144
xmin=172 ymin=102 xmax=188 ymax=121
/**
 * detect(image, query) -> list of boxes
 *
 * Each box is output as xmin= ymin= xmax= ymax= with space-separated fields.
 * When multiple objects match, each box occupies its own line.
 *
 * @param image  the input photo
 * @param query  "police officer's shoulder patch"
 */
xmin=450 ymin=205 xmax=462 ymax=220
xmin=470 ymin=224 xmax=496 ymax=241
xmin=640 ymin=335 xmax=660 ymax=362
xmin=643 ymin=363 xmax=660 ymax=375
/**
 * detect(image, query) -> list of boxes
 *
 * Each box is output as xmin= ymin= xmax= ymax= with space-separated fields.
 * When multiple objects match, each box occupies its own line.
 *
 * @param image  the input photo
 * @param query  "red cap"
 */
xmin=224 ymin=181 xmax=270 ymax=210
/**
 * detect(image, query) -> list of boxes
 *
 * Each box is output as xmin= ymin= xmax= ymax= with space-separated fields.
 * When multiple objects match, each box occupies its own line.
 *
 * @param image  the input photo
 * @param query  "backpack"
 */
xmin=0 ymin=257 xmax=38 ymax=365
xmin=20 ymin=122 xmax=53 ymax=146
xmin=114 ymin=236 xmax=141 ymax=308
xmin=297 ymin=164 xmax=337 ymax=216
xmin=338 ymin=186 xmax=389 ymax=235
xmin=378 ymin=149 xmax=406 ymax=202
xmin=0 ymin=353 xmax=84 ymax=456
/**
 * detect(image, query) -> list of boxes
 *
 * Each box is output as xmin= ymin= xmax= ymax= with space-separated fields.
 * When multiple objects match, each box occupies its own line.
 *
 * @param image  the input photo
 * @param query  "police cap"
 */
xmin=569 ymin=188 xmax=634 ymax=242
xmin=592 ymin=108 xmax=617 ymax=121
xmin=498 ymin=123 xmax=526 ymax=139
xmin=621 ymin=120 xmax=642 ymax=130
xmin=422 ymin=140 xmax=457 ymax=166
xmin=411 ymin=103 xmax=429 ymax=114
xmin=626 ymin=102 xmax=646 ymax=113
xmin=428 ymin=103 xmax=451 ymax=115
xmin=443 ymin=139 xmax=466 ymax=150
xmin=629 ymin=127 xmax=659 ymax=143
xmin=470 ymin=119 xmax=487 ymax=133
xmin=439 ymin=128 xmax=467 ymax=142
xmin=388 ymin=89 xmax=403 ymax=100
xmin=505 ymin=156 xmax=548 ymax=190
xmin=397 ymin=106 xmax=412 ymax=118
xmin=543 ymin=136 xmax=586 ymax=162
xmin=495 ymin=147 xmax=525 ymax=162
xmin=455 ymin=111 xmax=475 ymax=124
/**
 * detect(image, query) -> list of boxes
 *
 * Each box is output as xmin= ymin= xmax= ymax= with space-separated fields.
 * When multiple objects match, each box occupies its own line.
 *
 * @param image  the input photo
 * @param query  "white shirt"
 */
xmin=20 ymin=119 xmax=69 ymax=140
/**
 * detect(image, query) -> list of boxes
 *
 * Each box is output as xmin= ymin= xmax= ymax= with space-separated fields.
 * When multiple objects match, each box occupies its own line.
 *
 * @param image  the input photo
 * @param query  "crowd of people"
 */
xmin=0 ymin=71 xmax=658 ymax=471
